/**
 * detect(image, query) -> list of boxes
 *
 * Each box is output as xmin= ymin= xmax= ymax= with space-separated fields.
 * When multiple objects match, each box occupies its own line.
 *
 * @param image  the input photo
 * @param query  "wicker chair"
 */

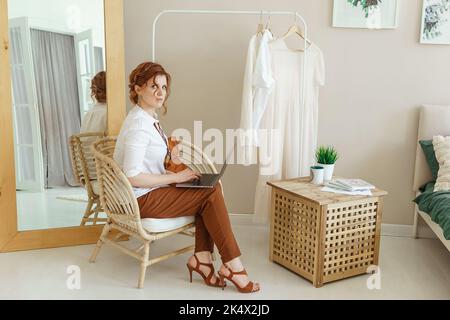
xmin=89 ymin=137 xmax=220 ymax=288
xmin=69 ymin=132 xmax=108 ymax=226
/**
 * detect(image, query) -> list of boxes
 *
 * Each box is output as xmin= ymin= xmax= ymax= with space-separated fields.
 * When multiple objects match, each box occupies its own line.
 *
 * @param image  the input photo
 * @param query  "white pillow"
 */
xmin=433 ymin=136 xmax=450 ymax=191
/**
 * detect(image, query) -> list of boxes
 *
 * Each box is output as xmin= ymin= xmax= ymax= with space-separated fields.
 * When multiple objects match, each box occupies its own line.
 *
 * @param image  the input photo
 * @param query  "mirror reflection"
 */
xmin=8 ymin=0 xmax=107 ymax=231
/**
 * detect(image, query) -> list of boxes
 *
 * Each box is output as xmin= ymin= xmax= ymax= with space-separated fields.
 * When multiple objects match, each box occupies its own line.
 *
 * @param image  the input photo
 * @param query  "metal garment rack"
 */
xmin=152 ymin=9 xmax=309 ymax=105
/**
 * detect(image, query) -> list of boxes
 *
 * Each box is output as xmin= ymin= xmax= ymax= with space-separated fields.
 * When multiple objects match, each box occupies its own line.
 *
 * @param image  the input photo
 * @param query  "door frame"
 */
xmin=0 ymin=0 xmax=126 ymax=252
xmin=74 ymin=29 xmax=95 ymax=119
xmin=9 ymin=17 xmax=45 ymax=192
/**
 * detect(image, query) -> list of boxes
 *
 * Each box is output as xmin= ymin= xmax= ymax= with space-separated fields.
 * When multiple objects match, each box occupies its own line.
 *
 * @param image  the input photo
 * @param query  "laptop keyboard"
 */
xmin=198 ymin=174 xmax=218 ymax=186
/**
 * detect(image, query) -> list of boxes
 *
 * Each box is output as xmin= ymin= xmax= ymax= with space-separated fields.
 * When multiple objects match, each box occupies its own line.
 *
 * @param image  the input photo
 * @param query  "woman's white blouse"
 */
xmin=80 ymin=102 xmax=107 ymax=133
xmin=113 ymin=105 xmax=169 ymax=198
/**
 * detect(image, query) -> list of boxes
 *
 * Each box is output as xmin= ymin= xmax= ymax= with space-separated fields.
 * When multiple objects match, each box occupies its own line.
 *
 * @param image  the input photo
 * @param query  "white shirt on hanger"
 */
xmin=239 ymin=30 xmax=274 ymax=166
xmin=252 ymin=30 xmax=275 ymax=135
xmin=113 ymin=105 xmax=169 ymax=198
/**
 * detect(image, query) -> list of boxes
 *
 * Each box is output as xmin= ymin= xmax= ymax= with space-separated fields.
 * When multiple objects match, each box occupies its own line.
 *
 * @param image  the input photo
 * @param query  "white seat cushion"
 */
xmin=141 ymin=216 xmax=195 ymax=233
xmin=91 ymin=181 xmax=100 ymax=195
xmin=90 ymin=180 xmax=195 ymax=232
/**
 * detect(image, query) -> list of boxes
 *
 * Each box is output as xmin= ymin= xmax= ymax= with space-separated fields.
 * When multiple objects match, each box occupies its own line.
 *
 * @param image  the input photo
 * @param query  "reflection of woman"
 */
xmin=80 ymin=71 xmax=107 ymax=133
xmin=113 ymin=62 xmax=260 ymax=293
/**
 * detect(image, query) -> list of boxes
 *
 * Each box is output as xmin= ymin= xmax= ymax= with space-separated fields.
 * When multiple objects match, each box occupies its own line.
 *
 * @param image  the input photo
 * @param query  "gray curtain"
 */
xmin=30 ymin=29 xmax=81 ymax=187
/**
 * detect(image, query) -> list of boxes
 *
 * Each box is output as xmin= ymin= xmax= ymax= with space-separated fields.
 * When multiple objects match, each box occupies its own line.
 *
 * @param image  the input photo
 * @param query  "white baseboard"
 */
xmin=381 ymin=224 xmax=437 ymax=239
xmin=380 ymin=224 xmax=413 ymax=238
xmin=230 ymin=214 xmax=438 ymax=239
xmin=229 ymin=213 xmax=257 ymax=226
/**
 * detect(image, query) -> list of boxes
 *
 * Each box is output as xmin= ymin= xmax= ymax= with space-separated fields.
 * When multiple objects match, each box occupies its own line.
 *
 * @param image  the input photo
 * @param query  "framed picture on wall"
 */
xmin=332 ymin=0 xmax=399 ymax=29
xmin=420 ymin=0 xmax=450 ymax=44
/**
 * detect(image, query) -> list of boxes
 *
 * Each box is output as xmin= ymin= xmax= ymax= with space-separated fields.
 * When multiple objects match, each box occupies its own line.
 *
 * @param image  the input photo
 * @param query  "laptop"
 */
xmin=175 ymin=153 xmax=231 ymax=189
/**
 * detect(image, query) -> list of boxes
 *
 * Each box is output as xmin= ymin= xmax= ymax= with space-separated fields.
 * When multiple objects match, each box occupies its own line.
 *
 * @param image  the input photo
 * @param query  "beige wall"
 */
xmin=124 ymin=0 xmax=450 ymax=225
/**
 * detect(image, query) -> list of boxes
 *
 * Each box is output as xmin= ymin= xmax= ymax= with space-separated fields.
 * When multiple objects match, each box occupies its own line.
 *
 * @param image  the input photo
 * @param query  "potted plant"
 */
xmin=315 ymin=146 xmax=339 ymax=182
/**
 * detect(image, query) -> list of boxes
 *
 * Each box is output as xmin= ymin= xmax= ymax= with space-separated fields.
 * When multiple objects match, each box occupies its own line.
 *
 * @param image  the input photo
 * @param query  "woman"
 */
xmin=113 ymin=62 xmax=260 ymax=293
xmin=80 ymin=71 xmax=107 ymax=133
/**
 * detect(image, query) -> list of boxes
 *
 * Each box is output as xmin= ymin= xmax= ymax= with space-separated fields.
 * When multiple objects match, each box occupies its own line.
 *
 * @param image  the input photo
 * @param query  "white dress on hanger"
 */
xmin=253 ymin=39 xmax=325 ymax=224
xmin=239 ymin=30 xmax=274 ymax=166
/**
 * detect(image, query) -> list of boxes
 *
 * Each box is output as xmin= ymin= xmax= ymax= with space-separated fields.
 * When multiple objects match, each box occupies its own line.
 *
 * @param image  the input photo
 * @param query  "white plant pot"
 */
xmin=310 ymin=166 xmax=324 ymax=185
xmin=319 ymin=164 xmax=335 ymax=182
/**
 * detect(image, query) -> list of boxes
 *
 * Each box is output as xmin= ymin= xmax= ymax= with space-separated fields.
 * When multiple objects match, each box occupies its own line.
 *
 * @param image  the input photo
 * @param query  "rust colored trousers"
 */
xmin=137 ymin=184 xmax=241 ymax=263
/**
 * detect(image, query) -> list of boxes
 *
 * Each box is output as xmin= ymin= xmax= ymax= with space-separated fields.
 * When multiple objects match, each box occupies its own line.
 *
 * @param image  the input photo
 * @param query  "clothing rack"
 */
xmin=152 ymin=9 xmax=309 ymax=105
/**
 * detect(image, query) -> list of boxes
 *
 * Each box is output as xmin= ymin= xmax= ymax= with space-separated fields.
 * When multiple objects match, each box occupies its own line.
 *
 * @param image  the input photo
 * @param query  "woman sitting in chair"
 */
xmin=81 ymin=71 xmax=107 ymax=133
xmin=113 ymin=62 xmax=260 ymax=294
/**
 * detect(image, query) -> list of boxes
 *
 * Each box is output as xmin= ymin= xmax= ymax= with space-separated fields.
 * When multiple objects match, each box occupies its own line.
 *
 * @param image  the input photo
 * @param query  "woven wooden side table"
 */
xmin=267 ymin=177 xmax=388 ymax=288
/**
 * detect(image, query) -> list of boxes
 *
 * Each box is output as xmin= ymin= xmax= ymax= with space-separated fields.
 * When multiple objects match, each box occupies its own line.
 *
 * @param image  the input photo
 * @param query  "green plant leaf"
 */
xmin=315 ymin=146 xmax=339 ymax=165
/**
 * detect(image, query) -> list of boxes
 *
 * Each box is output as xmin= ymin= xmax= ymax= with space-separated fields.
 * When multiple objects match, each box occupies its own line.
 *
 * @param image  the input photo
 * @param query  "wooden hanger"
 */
xmin=256 ymin=11 xmax=265 ymax=35
xmin=264 ymin=12 xmax=274 ymax=38
xmin=281 ymin=14 xmax=312 ymax=50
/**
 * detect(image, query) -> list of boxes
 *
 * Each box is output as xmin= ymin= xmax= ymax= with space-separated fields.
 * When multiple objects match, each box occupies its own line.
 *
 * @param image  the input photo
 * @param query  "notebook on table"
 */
xmin=327 ymin=179 xmax=376 ymax=192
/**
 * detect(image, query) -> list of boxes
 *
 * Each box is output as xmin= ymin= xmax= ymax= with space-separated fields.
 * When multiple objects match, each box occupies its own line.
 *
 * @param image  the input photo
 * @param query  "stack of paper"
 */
xmin=321 ymin=179 xmax=375 ymax=196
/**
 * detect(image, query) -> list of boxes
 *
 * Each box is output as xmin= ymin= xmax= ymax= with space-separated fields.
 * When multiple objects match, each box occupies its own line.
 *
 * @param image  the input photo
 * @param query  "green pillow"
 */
xmin=419 ymin=140 xmax=439 ymax=181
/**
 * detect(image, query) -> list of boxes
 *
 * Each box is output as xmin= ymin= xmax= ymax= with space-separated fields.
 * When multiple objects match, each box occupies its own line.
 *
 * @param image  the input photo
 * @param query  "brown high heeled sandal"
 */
xmin=186 ymin=255 xmax=225 ymax=288
xmin=218 ymin=265 xmax=260 ymax=293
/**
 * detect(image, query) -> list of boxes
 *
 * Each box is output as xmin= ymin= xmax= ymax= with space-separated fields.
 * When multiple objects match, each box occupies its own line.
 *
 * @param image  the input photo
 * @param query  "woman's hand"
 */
xmin=172 ymin=169 xmax=201 ymax=184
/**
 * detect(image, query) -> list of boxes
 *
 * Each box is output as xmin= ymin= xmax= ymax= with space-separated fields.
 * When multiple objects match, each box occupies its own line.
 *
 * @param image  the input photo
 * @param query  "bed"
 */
xmin=413 ymin=104 xmax=450 ymax=251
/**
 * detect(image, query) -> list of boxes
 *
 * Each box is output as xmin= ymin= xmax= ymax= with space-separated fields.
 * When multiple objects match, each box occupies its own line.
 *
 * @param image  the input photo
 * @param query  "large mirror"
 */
xmin=8 ymin=0 xmax=107 ymax=231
